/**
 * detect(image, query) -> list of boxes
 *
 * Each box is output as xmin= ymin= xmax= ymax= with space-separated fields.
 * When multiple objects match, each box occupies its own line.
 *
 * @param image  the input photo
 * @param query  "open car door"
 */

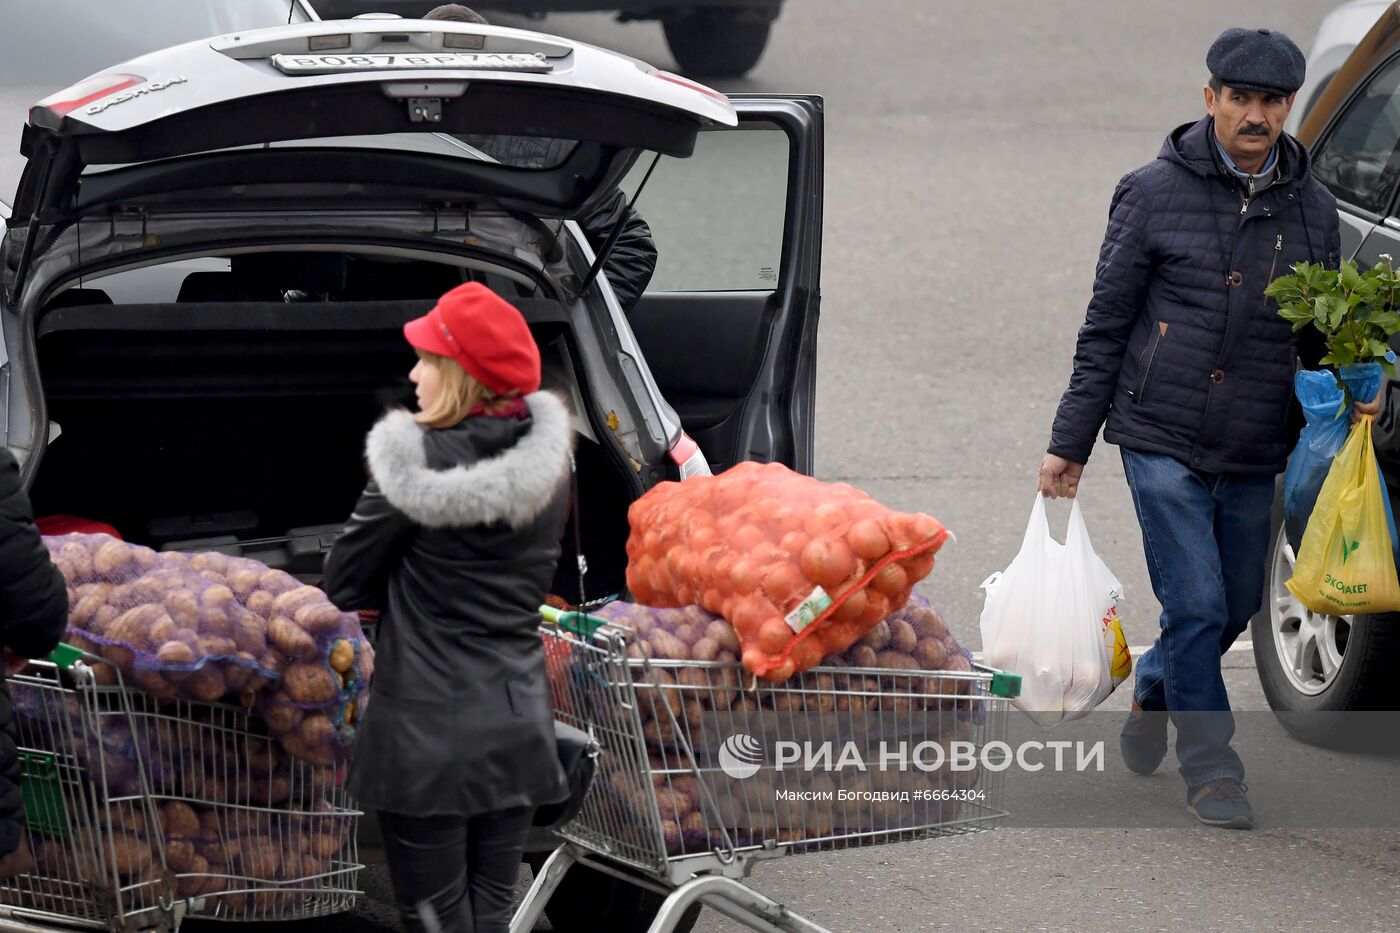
xmin=622 ymin=95 xmax=823 ymax=475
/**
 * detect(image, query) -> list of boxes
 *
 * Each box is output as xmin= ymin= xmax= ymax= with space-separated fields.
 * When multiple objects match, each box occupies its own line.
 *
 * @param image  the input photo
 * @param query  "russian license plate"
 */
xmin=271 ymin=52 xmax=551 ymax=75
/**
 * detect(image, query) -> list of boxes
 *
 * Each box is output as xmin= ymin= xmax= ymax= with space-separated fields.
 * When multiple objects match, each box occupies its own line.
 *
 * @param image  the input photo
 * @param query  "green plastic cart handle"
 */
xmin=989 ymin=670 xmax=1022 ymax=699
xmin=539 ymin=605 xmax=607 ymax=639
xmin=46 ymin=644 xmax=84 ymax=669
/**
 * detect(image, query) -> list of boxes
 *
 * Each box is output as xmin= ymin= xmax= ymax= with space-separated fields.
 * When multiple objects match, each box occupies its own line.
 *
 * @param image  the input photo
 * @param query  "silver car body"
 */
xmin=1285 ymin=0 xmax=1392 ymax=135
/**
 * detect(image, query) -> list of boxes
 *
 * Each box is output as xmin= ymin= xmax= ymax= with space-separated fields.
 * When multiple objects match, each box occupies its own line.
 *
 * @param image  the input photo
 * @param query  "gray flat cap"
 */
xmin=1207 ymin=27 xmax=1306 ymax=95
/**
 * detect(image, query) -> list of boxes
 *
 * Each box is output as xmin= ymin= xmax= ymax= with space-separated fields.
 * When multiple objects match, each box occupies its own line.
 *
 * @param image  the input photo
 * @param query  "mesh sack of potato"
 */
xmin=44 ymin=535 xmax=375 ymax=766
xmin=625 ymin=461 xmax=951 ymax=682
xmin=46 ymin=534 xmax=281 ymax=701
xmin=588 ymin=602 xmax=744 ymax=747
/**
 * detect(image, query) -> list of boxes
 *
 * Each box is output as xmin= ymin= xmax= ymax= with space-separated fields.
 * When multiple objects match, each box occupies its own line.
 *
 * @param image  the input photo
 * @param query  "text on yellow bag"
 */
xmin=1287 ymin=414 xmax=1400 ymax=615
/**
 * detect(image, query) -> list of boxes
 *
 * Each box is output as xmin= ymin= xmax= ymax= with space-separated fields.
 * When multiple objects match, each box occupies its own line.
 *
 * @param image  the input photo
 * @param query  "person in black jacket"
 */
xmin=0 ymin=450 xmax=69 ymax=879
xmin=324 ymin=283 xmax=571 ymax=933
xmin=1037 ymin=28 xmax=1352 ymax=830
xmin=424 ymin=4 xmax=659 ymax=313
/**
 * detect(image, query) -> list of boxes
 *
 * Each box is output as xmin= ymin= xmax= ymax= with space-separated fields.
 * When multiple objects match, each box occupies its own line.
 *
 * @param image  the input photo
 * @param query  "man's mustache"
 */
xmin=1238 ymin=124 xmax=1271 ymax=137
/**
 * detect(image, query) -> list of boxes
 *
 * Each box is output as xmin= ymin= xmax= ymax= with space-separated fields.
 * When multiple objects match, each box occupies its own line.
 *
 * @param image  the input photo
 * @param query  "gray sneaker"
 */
xmin=1120 ymin=699 xmax=1168 ymax=775
xmin=1187 ymin=778 xmax=1254 ymax=829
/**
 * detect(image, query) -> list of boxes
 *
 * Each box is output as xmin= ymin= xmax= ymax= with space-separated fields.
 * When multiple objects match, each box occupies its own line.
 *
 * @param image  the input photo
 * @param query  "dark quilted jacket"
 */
xmin=1049 ymin=117 xmax=1341 ymax=475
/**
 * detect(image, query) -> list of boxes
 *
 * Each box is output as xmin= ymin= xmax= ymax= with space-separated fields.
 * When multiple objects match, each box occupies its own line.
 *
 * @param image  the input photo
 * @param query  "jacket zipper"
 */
xmin=1132 ymin=322 xmax=1167 ymax=404
xmin=1267 ymin=233 xmax=1283 ymax=283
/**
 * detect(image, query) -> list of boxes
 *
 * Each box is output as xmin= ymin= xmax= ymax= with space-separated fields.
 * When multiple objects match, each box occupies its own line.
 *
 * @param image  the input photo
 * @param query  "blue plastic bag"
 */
xmin=1283 ymin=362 xmax=1399 ymax=563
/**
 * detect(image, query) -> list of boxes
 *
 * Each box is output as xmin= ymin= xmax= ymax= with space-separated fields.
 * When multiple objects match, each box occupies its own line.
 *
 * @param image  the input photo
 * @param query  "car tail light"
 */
xmin=646 ymin=67 xmax=729 ymax=104
xmin=668 ymin=432 xmax=712 ymax=480
xmin=33 ymin=74 xmax=143 ymax=120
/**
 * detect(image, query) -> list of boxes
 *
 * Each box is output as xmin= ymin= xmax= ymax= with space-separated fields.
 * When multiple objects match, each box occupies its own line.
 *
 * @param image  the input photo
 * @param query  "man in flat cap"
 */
xmin=1037 ymin=27 xmax=1346 ymax=829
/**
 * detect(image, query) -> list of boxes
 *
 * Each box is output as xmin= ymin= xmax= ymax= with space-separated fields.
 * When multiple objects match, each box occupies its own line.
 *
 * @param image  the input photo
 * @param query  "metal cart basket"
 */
xmin=514 ymin=608 xmax=1022 ymax=933
xmin=0 ymin=646 xmax=362 ymax=932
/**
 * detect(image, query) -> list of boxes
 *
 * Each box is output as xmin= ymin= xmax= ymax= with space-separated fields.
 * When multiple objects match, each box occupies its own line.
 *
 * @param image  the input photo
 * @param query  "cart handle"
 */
xmin=989 ymin=670 xmax=1022 ymax=699
xmin=45 ymin=643 xmax=85 ymax=670
xmin=539 ymin=605 xmax=607 ymax=639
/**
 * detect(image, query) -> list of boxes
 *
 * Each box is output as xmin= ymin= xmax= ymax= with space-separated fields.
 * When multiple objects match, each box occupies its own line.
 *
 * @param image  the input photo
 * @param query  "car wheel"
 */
xmin=662 ymin=8 xmax=771 ymax=78
xmin=522 ymin=854 xmax=701 ymax=933
xmin=1251 ymin=524 xmax=1400 ymax=746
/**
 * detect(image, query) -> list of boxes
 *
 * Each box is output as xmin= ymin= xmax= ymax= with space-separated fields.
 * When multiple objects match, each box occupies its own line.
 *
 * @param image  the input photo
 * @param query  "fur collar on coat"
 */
xmin=365 ymin=391 xmax=572 ymax=529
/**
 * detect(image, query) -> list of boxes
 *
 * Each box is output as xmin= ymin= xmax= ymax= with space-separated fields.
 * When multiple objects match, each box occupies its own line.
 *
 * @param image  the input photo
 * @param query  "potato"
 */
xmin=673 ymin=622 xmax=702 ymax=647
xmin=253 ymin=774 xmax=293 ymax=805
xmin=196 ymin=636 xmax=237 ymax=658
xmin=888 ymin=618 xmax=918 ymax=655
xmin=913 ymin=637 xmax=948 ymax=671
xmin=858 ymin=621 xmax=891 ymax=651
xmin=268 ymin=617 xmax=317 ymax=663
xmin=69 ymin=594 xmax=107 ymax=628
xmin=94 ymin=539 xmax=139 ymax=579
xmin=257 ymin=570 xmax=300 ymax=597
xmin=129 ymin=670 xmax=177 ymax=700
xmin=875 ymin=650 xmax=919 ymax=672
xmin=847 ymin=645 xmax=879 ymax=669
xmin=705 ymin=619 xmax=741 ymax=654
xmin=58 ymin=542 xmax=96 ymax=583
xmin=161 ymin=801 xmax=202 ymax=839
xmin=155 ymin=641 xmax=196 ymax=667
xmin=162 ymin=590 xmax=200 ymax=628
xmin=283 ymin=665 xmax=340 ymax=705
xmin=297 ymin=714 xmax=336 ymax=749
xmin=185 ymin=666 xmax=228 ymax=702
xmin=191 ymin=552 xmax=230 ymax=575
xmin=272 ymin=586 xmax=326 ymax=618
xmin=294 ymin=603 xmax=342 ymax=637
xmin=645 ymin=630 xmax=689 ymax=661
xmin=109 ymin=831 xmax=155 ymax=875
xmin=107 ymin=605 xmax=165 ymax=650
xmin=165 ymin=839 xmax=198 ymax=873
xmin=228 ymin=570 xmax=261 ymax=601
xmin=328 ymin=639 xmax=354 ymax=674
xmin=246 ymin=590 xmax=276 ymax=621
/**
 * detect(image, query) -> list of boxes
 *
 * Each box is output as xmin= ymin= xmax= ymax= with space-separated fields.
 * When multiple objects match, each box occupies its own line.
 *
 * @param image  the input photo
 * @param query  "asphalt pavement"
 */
xmin=223 ymin=2 xmax=1399 ymax=931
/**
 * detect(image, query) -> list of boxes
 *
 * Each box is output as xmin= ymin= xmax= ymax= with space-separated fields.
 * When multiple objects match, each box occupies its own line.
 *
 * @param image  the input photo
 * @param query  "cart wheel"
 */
xmin=523 ymin=855 xmax=701 ymax=933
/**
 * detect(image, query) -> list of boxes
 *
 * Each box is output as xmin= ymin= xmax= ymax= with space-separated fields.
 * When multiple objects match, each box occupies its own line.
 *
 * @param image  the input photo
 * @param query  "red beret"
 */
xmin=403 ymin=283 xmax=541 ymax=396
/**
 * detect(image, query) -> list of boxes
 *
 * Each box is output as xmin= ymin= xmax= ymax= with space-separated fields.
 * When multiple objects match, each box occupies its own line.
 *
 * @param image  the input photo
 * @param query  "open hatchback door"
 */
xmin=8 ymin=17 xmax=734 ymax=239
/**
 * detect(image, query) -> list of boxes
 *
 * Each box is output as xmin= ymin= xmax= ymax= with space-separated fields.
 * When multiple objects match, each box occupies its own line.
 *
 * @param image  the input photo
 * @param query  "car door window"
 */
xmin=1312 ymin=55 xmax=1400 ymax=215
xmin=620 ymin=126 xmax=790 ymax=291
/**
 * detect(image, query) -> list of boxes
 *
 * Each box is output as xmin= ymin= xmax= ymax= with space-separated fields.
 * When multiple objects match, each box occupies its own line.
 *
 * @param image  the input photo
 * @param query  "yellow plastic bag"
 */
xmin=1287 ymin=415 xmax=1400 ymax=615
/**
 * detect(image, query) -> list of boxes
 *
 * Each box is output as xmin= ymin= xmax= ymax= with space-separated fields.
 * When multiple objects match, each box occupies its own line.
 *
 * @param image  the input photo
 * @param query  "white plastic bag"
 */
xmin=979 ymin=496 xmax=1127 ymax=726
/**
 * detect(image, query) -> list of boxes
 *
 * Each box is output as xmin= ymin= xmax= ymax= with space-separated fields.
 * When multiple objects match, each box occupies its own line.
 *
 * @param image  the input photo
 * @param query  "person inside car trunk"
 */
xmin=0 ymin=449 xmax=70 ymax=879
xmin=324 ymin=283 xmax=572 ymax=933
xmin=423 ymin=3 xmax=659 ymax=313
xmin=1037 ymin=27 xmax=1364 ymax=829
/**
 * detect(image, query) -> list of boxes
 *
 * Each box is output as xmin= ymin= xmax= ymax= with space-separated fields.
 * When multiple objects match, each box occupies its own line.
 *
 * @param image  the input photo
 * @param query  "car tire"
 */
xmin=662 ymin=8 xmax=771 ymax=78
xmin=522 ymin=854 xmax=702 ymax=933
xmin=1251 ymin=524 xmax=1400 ymax=747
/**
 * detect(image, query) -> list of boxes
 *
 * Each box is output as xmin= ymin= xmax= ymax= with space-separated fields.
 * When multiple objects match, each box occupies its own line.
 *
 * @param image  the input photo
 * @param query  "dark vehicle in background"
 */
xmin=314 ymin=0 xmax=783 ymax=76
xmin=1253 ymin=2 xmax=1400 ymax=743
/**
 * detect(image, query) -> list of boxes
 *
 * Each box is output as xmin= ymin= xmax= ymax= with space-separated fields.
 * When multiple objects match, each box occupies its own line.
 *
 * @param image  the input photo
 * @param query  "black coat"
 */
xmin=324 ymin=393 xmax=572 ymax=818
xmin=0 ymin=450 xmax=69 ymax=856
xmin=580 ymin=188 xmax=658 ymax=314
xmin=1049 ymin=117 xmax=1341 ymax=474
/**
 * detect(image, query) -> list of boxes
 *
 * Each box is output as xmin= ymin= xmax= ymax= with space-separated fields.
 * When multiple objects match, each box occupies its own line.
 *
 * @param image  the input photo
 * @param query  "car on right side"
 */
xmin=1253 ymin=1 xmax=1400 ymax=744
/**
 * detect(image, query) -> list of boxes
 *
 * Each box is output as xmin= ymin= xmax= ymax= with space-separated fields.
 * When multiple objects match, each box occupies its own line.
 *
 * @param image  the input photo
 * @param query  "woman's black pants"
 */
xmin=378 ymin=807 xmax=534 ymax=933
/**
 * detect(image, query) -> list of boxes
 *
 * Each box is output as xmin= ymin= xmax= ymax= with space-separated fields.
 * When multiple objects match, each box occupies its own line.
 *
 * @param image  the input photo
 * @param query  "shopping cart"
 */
xmin=514 ymin=607 xmax=1022 ymax=933
xmin=0 ymin=646 xmax=171 ymax=933
xmin=0 ymin=646 xmax=362 ymax=932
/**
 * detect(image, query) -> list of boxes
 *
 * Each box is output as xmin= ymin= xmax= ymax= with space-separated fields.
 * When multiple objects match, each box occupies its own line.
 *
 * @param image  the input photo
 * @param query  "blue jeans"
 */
xmin=1120 ymin=448 xmax=1275 ymax=788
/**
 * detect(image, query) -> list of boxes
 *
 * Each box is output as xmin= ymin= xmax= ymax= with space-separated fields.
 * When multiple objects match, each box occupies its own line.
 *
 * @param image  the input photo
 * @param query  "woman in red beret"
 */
xmin=325 ymin=283 xmax=572 ymax=933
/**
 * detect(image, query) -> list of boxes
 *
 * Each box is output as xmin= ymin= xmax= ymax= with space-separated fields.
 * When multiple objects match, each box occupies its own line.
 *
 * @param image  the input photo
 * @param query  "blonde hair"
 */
xmin=413 ymin=350 xmax=519 ymax=428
